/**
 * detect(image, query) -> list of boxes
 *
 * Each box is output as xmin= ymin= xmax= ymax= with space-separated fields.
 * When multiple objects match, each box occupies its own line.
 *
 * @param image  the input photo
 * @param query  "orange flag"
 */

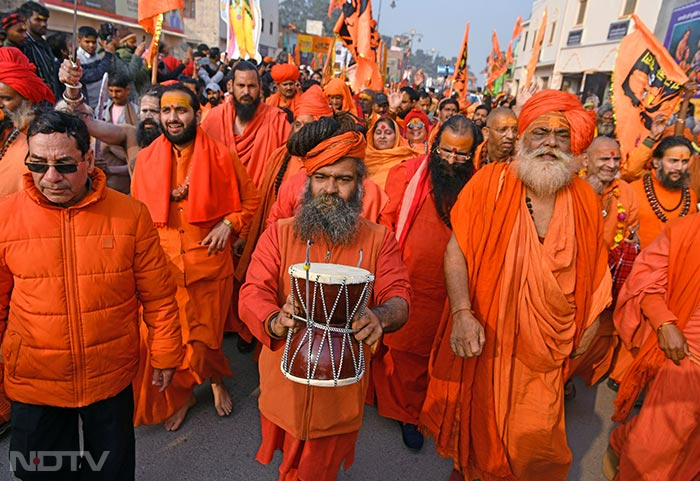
xmin=138 ymin=0 xmax=183 ymax=34
xmin=328 ymin=0 xmax=344 ymax=17
xmin=334 ymin=0 xmax=381 ymax=91
xmin=525 ymin=9 xmax=547 ymax=87
xmin=452 ymin=23 xmax=470 ymax=100
xmin=612 ymin=13 xmax=689 ymax=158
xmin=321 ymin=39 xmax=335 ymax=86
xmin=505 ymin=16 xmax=524 ymax=67
xmin=487 ymin=31 xmax=507 ymax=90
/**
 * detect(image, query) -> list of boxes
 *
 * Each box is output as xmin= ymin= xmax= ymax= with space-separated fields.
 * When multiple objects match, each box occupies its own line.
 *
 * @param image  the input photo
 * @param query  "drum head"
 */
xmin=288 ymin=263 xmax=374 ymax=285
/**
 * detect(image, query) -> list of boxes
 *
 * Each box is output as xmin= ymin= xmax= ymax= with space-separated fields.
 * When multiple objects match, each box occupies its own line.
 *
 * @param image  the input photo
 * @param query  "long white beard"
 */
xmin=514 ymin=141 xmax=575 ymax=196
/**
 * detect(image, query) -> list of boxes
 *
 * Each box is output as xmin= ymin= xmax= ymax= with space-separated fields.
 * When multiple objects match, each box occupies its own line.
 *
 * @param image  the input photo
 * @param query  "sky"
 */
xmin=375 ymin=0 xmax=533 ymax=76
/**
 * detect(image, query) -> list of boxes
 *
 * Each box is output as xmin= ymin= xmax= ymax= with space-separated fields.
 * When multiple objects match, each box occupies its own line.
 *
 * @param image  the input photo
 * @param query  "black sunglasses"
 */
xmin=25 ymin=155 xmax=85 ymax=174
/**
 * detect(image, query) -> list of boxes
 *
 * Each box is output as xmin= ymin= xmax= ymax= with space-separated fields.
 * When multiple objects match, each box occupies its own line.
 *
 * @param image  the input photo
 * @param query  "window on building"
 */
xmin=269 ymin=21 xmax=273 ymax=35
xmin=621 ymin=0 xmax=637 ymax=17
xmin=523 ymin=31 xmax=529 ymax=52
xmin=576 ymin=0 xmax=587 ymax=25
xmin=184 ymin=0 xmax=196 ymax=19
xmin=548 ymin=21 xmax=556 ymax=45
xmin=261 ymin=18 xmax=265 ymax=32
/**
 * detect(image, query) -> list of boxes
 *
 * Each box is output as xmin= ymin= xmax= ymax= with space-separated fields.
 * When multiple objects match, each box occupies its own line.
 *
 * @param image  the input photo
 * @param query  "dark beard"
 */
xmin=294 ymin=183 xmax=363 ymax=246
xmin=657 ymin=165 xmax=690 ymax=190
xmin=209 ymin=97 xmax=220 ymax=107
xmin=163 ymin=119 xmax=197 ymax=146
xmin=234 ymin=95 xmax=260 ymax=122
xmin=136 ymin=120 xmax=162 ymax=148
xmin=0 ymin=112 xmax=14 ymax=135
xmin=474 ymin=119 xmax=486 ymax=129
xmin=429 ymin=152 xmax=474 ymax=228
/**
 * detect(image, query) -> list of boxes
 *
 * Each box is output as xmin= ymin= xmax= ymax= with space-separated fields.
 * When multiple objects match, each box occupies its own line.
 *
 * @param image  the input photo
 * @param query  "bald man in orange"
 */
xmin=266 ymin=63 xmax=300 ymax=111
xmin=239 ymin=117 xmax=411 ymax=481
xmin=131 ymin=83 xmax=259 ymax=431
xmin=202 ymin=61 xmax=291 ymax=188
xmin=472 ymin=107 xmax=518 ymax=170
xmin=421 ymin=90 xmax=611 ymax=481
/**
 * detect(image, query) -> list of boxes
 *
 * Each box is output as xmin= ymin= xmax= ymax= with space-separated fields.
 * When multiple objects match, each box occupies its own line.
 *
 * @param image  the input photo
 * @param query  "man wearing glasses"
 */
xmin=0 ymin=110 xmax=183 ymax=480
xmin=375 ymin=115 xmax=478 ymax=451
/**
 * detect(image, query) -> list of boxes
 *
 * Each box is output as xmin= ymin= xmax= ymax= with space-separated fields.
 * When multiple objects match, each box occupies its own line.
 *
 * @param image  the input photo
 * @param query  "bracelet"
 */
xmin=265 ymin=312 xmax=287 ymax=340
xmin=221 ymin=218 xmax=234 ymax=231
xmin=677 ymin=118 xmax=685 ymax=124
xmin=656 ymin=320 xmax=676 ymax=333
xmin=62 ymin=90 xmax=84 ymax=106
xmin=642 ymin=135 xmax=658 ymax=148
xmin=451 ymin=306 xmax=474 ymax=317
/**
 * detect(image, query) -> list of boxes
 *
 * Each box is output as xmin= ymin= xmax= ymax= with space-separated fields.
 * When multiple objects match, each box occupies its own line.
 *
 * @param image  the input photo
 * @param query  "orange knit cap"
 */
xmin=271 ymin=63 xmax=300 ymax=83
xmin=294 ymin=85 xmax=333 ymax=119
xmin=302 ymin=131 xmax=366 ymax=174
xmin=518 ymin=89 xmax=596 ymax=155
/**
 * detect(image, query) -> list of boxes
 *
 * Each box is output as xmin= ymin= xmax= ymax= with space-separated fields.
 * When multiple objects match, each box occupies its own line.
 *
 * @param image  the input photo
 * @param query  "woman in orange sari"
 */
xmin=365 ymin=117 xmax=421 ymax=190
xmin=403 ymin=109 xmax=431 ymax=155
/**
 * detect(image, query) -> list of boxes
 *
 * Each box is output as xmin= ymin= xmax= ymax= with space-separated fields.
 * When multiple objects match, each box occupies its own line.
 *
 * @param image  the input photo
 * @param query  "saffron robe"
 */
xmin=568 ymin=178 xmax=640 ymax=385
xmin=373 ymin=156 xmax=452 ymax=424
xmin=420 ymin=163 xmax=611 ymax=481
xmin=239 ymin=217 xmax=411 ymax=480
xmin=131 ymin=138 xmax=259 ymax=425
xmin=266 ymin=91 xmax=300 ymax=112
xmin=201 ymin=100 xmax=291 ymax=188
xmin=610 ymin=216 xmax=700 ymax=481
xmin=0 ymin=131 xmax=27 ymax=198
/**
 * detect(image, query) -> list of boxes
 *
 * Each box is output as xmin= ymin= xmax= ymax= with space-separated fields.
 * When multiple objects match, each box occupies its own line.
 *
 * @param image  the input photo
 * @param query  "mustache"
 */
xmin=528 ymin=146 xmax=570 ymax=162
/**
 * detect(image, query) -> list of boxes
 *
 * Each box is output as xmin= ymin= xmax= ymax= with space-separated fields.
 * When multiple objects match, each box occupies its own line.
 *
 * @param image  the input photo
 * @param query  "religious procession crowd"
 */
xmin=0 ymin=2 xmax=700 ymax=481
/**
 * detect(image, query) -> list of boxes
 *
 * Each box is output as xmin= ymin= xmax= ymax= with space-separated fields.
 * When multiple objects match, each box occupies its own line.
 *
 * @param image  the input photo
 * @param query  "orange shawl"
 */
xmin=324 ymin=78 xmax=359 ymax=116
xmin=200 ymin=101 xmax=291 ymax=188
xmin=132 ymin=127 xmax=242 ymax=228
xmin=421 ymin=163 xmax=609 ymax=479
xmin=612 ymin=214 xmax=700 ymax=422
xmin=365 ymin=118 xmax=420 ymax=189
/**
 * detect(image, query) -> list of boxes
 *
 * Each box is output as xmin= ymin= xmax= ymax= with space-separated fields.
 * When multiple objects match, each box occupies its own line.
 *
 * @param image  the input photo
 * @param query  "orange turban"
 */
xmin=0 ymin=47 xmax=56 ymax=104
xmin=294 ymin=85 xmax=333 ymax=119
xmin=323 ymin=78 xmax=358 ymax=116
xmin=302 ymin=131 xmax=366 ymax=174
xmin=271 ymin=63 xmax=300 ymax=83
xmin=518 ymin=89 xmax=596 ymax=155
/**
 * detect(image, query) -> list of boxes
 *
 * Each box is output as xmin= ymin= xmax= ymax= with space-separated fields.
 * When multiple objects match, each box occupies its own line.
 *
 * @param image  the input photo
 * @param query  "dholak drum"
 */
xmin=281 ymin=263 xmax=374 ymax=387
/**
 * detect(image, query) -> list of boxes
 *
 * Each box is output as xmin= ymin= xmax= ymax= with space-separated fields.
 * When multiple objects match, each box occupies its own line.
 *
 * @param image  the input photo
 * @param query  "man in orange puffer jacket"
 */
xmin=0 ymin=110 xmax=183 ymax=481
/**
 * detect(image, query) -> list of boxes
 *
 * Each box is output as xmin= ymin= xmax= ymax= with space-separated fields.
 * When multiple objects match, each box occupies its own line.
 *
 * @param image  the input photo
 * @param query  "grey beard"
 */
xmin=514 ymin=142 xmax=575 ymax=197
xmin=597 ymin=122 xmax=615 ymax=136
xmin=294 ymin=184 xmax=363 ymax=246
xmin=8 ymin=99 xmax=34 ymax=131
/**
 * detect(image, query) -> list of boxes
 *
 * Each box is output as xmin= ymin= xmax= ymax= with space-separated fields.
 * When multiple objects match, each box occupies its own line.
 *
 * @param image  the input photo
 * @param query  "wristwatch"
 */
xmin=221 ymin=218 xmax=233 ymax=230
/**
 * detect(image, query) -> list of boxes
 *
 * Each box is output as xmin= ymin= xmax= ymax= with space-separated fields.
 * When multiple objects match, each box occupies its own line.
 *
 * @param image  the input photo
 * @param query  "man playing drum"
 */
xmin=239 ymin=115 xmax=412 ymax=481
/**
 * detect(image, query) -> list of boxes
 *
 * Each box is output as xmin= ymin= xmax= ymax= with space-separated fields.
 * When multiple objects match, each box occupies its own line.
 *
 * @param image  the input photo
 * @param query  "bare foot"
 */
xmin=211 ymin=377 xmax=233 ymax=416
xmin=164 ymin=394 xmax=196 ymax=431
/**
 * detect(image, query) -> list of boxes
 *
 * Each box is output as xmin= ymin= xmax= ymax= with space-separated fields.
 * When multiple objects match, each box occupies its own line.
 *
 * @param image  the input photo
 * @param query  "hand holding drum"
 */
xmin=352 ymin=307 xmax=382 ymax=346
xmin=270 ymin=294 xmax=303 ymax=338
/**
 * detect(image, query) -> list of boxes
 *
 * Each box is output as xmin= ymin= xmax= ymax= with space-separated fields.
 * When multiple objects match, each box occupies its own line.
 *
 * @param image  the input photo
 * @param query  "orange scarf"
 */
xmin=365 ymin=118 xmax=420 ymax=189
xmin=132 ymin=127 xmax=242 ymax=228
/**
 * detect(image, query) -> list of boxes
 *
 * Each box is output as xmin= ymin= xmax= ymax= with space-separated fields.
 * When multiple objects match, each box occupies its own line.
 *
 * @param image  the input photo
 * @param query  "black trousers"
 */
xmin=9 ymin=385 xmax=135 ymax=481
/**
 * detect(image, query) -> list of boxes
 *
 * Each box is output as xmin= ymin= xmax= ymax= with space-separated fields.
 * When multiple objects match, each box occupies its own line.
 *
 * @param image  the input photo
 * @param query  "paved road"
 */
xmin=0 ymin=335 xmax=617 ymax=481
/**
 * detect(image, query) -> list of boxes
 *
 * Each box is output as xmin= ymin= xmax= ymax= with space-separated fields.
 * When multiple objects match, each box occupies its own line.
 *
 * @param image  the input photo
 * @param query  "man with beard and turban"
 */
xmin=602 ymin=213 xmax=700 ymax=481
xmin=566 ymin=136 xmax=640 ymax=394
xmin=0 ymin=46 xmax=55 ymax=132
xmin=131 ymin=83 xmax=259 ymax=431
xmin=421 ymin=90 xmax=612 ymax=481
xmin=2 ymin=11 xmax=27 ymax=49
xmin=266 ymin=63 xmax=300 ymax=111
xmin=239 ymin=116 xmax=412 ymax=481
xmin=323 ymin=77 xmax=359 ymax=117
xmin=597 ymin=104 xmax=615 ymax=137
xmin=472 ymin=107 xmax=518 ymax=170
xmin=202 ymin=61 xmax=291 ymax=189
xmin=606 ymin=136 xmax=697 ymax=392
xmin=375 ymin=115 xmax=478 ymax=451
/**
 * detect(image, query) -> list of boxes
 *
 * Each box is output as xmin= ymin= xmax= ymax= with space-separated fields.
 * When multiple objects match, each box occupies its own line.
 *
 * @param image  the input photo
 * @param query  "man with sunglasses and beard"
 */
xmin=0 ymin=110 xmax=183 ymax=480
xmin=239 ymin=116 xmax=411 ymax=481
xmin=202 ymin=60 xmax=291 ymax=189
xmin=131 ymin=83 xmax=259 ymax=431
xmin=421 ymin=90 xmax=612 ymax=481
xmin=374 ymin=115 xmax=477 ymax=451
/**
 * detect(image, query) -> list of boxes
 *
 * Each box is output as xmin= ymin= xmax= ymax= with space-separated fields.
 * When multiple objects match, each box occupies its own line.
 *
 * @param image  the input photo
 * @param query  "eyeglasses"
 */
xmin=435 ymin=147 xmax=471 ymax=163
xmin=407 ymin=122 xmax=425 ymax=130
xmin=25 ymin=159 xmax=85 ymax=174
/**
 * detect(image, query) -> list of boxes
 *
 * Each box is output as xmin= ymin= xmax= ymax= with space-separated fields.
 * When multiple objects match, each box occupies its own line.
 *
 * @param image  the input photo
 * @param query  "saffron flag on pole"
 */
xmin=334 ymin=0 xmax=382 ymax=91
xmin=524 ymin=8 xmax=547 ymax=87
xmin=138 ymin=0 xmax=183 ymax=34
xmin=328 ymin=0 xmax=345 ymax=17
xmin=613 ymin=13 xmax=689 ymax=157
xmin=486 ymin=30 xmax=507 ymax=91
xmin=451 ymin=22 xmax=470 ymax=100
xmin=505 ymin=16 xmax=524 ymax=67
